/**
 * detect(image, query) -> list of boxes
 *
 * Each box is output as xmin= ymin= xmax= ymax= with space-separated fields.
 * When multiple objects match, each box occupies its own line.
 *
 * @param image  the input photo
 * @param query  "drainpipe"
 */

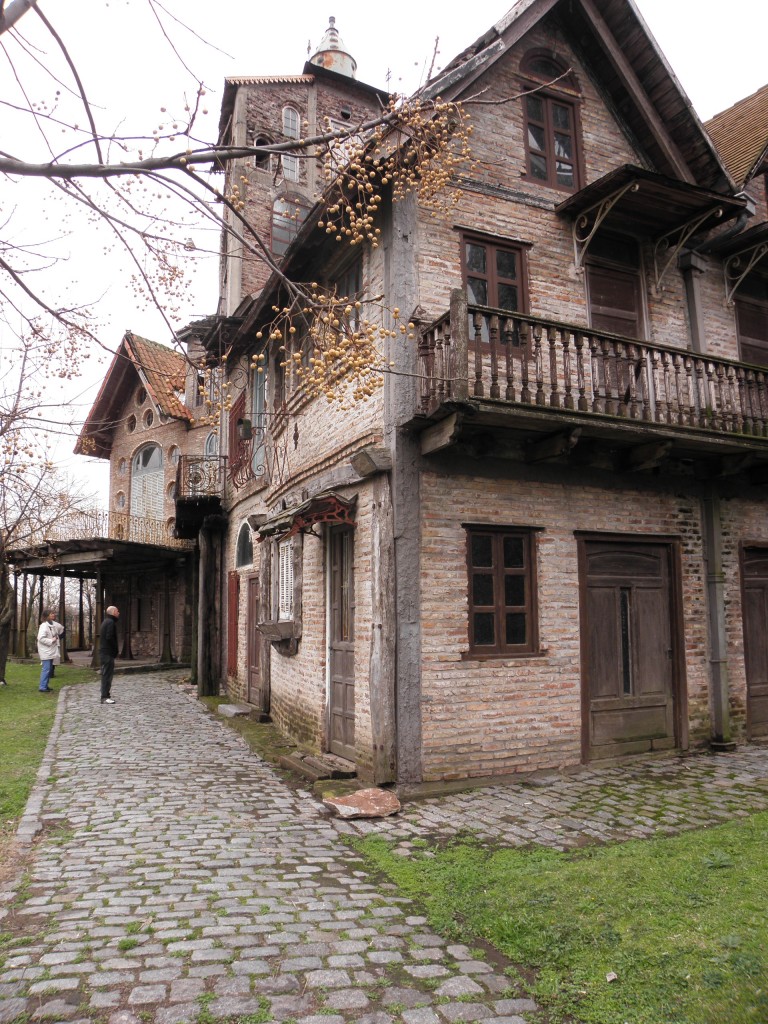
xmin=680 ymin=251 xmax=708 ymax=354
xmin=701 ymin=490 xmax=735 ymax=750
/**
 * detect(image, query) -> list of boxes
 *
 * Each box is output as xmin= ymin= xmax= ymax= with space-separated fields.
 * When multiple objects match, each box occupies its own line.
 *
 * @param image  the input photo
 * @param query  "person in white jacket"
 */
xmin=37 ymin=609 xmax=64 ymax=692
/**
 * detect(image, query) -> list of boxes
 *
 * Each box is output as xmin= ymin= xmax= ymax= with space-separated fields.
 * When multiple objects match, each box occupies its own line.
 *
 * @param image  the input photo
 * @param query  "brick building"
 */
xmin=199 ymin=0 xmax=768 ymax=790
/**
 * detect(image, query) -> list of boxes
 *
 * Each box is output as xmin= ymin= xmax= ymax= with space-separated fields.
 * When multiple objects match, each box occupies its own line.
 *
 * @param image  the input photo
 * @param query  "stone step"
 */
xmin=217 ymin=703 xmax=251 ymax=718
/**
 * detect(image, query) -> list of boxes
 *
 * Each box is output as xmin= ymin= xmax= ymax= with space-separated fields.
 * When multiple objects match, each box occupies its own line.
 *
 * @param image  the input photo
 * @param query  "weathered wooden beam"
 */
xmin=579 ymin=0 xmax=695 ymax=184
xmin=420 ymin=412 xmax=463 ymax=455
xmin=619 ymin=440 xmax=672 ymax=472
xmin=525 ymin=427 xmax=582 ymax=464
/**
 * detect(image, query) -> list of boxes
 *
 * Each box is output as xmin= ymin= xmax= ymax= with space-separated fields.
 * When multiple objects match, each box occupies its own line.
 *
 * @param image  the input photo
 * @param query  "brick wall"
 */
xmin=417 ymin=469 xmax=712 ymax=781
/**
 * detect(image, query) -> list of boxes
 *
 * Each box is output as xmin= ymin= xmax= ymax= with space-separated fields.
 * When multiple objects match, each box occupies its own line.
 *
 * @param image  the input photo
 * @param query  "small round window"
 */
xmin=166 ymin=481 xmax=176 ymax=500
xmin=144 ymin=409 xmax=154 ymax=428
xmin=126 ymin=414 xmax=137 ymax=433
xmin=137 ymin=386 xmax=147 ymax=405
xmin=168 ymin=445 xmax=180 ymax=465
xmin=115 ymin=491 xmax=126 ymax=510
xmin=117 ymin=458 xmax=127 ymax=476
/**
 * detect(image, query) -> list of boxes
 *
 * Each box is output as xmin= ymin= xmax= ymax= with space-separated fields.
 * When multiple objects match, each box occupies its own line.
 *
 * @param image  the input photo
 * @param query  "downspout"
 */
xmin=701 ymin=489 xmax=735 ymax=750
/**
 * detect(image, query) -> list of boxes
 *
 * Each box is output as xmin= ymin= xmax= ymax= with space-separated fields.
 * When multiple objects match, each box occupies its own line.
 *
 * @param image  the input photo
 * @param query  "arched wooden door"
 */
xmin=580 ymin=539 xmax=681 ymax=760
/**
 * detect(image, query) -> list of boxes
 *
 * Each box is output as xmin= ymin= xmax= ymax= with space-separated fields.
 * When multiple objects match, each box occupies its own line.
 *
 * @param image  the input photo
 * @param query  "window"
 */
xmin=462 ymin=235 xmax=526 ymax=311
xmin=136 ymin=386 xmax=147 ymax=405
xmin=465 ymin=526 xmax=538 ymax=656
xmin=236 ymin=523 xmax=253 ymax=568
xmin=251 ymin=363 xmax=266 ymax=475
xmin=253 ymin=134 xmax=272 ymax=171
xmin=271 ymin=196 xmax=310 ymax=256
xmin=586 ymin=233 xmax=645 ymax=339
xmin=281 ymin=106 xmax=300 ymax=183
xmin=205 ymin=432 xmax=219 ymax=458
xmin=278 ymin=538 xmax=294 ymax=620
xmin=130 ymin=444 xmax=164 ymax=519
xmin=735 ymin=272 xmax=768 ymax=367
xmin=143 ymin=409 xmax=154 ymax=428
xmin=521 ymin=51 xmax=581 ymax=192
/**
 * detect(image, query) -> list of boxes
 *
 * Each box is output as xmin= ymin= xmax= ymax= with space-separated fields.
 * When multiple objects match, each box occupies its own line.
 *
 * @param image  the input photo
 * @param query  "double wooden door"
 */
xmin=247 ymin=575 xmax=263 ymax=708
xmin=581 ymin=540 xmax=679 ymax=760
xmin=329 ymin=526 xmax=355 ymax=761
xmin=742 ymin=548 xmax=768 ymax=737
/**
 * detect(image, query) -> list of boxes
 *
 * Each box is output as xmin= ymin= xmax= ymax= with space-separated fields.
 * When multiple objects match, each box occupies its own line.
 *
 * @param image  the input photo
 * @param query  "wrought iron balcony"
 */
xmin=174 ymin=455 xmax=227 ymax=539
xmin=415 ymin=291 xmax=768 ymax=476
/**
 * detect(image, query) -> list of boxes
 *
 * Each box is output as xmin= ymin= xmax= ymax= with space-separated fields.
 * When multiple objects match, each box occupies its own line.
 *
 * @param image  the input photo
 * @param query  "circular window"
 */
xmin=126 ymin=414 xmax=137 ymax=433
xmin=115 ymin=491 xmax=126 ymax=510
xmin=137 ymin=386 xmax=147 ymax=405
xmin=117 ymin=458 xmax=127 ymax=476
xmin=144 ymin=409 xmax=154 ymax=428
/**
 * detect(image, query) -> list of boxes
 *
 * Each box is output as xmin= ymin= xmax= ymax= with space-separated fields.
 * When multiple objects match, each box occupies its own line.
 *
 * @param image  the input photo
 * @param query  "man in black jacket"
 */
xmin=99 ymin=606 xmax=120 ymax=705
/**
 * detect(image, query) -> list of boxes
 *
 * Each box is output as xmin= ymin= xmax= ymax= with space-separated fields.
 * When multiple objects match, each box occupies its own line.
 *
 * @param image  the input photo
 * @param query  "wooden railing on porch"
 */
xmin=22 ymin=509 xmax=193 ymax=550
xmin=418 ymin=291 xmax=768 ymax=438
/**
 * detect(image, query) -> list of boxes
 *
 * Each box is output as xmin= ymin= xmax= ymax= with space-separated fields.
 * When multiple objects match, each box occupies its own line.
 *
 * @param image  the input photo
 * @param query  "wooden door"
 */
xmin=247 ymin=575 xmax=262 ymax=708
xmin=329 ymin=526 xmax=355 ymax=761
xmin=742 ymin=549 xmax=768 ymax=737
xmin=582 ymin=541 xmax=677 ymax=759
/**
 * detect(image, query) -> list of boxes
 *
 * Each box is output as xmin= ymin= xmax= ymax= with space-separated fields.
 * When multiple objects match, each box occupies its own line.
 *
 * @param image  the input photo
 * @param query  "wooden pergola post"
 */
xmin=120 ymin=575 xmax=133 ymax=660
xmin=91 ymin=570 xmax=103 ymax=670
xmin=18 ymin=572 xmax=28 ymax=659
xmin=78 ymin=576 xmax=85 ymax=650
xmin=59 ymin=568 xmax=70 ymax=664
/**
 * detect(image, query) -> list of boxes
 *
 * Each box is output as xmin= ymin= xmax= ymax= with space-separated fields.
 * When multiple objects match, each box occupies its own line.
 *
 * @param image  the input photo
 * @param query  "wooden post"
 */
xmin=59 ymin=568 xmax=70 ymax=664
xmin=91 ymin=570 xmax=103 ymax=670
xmin=120 ymin=575 xmax=133 ymax=660
xmin=160 ymin=568 xmax=173 ymax=663
xmin=449 ymin=288 xmax=469 ymax=402
xmin=197 ymin=516 xmax=225 ymax=697
xmin=78 ymin=576 xmax=85 ymax=650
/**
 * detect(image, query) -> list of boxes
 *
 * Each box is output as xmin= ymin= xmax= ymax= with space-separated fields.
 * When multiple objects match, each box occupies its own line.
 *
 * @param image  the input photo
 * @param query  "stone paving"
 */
xmin=0 ymin=674 xmax=537 ymax=1024
xmin=4 ymin=673 xmax=768 ymax=1024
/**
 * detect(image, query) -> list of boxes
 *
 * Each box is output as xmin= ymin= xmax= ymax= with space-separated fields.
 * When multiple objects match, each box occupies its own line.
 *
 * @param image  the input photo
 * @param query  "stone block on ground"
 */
xmin=323 ymin=787 xmax=401 ymax=819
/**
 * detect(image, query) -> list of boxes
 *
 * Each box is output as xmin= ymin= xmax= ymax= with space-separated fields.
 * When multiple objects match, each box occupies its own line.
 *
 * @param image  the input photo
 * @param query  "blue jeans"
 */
xmin=39 ymin=660 xmax=54 ymax=691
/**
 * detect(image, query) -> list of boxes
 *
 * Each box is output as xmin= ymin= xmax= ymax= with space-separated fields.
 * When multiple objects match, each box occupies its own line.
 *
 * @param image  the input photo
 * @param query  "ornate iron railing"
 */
xmin=418 ymin=295 xmax=768 ymax=438
xmin=22 ymin=509 xmax=193 ymax=550
xmin=176 ymin=455 xmax=227 ymax=499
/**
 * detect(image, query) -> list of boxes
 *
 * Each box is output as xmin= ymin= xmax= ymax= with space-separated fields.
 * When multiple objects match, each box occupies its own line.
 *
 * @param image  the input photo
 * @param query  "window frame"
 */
xmin=519 ymin=50 xmax=583 ymax=194
xmin=459 ymin=232 xmax=530 ymax=313
xmin=464 ymin=525 xmax=539 ymax=658
xmin=584 ymin=232 xmax=647 ymax=341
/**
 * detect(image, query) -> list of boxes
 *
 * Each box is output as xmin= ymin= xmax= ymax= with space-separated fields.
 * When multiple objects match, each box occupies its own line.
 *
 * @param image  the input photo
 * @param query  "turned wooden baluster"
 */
xmin=736 ymin=366 xmax=749 ymax=434
xmin=640 ymin=346 xmax=653 ymax=421
xmin=715 ymin=363 xmax=728 ymax=431
xmin=435 ymin=326 xmax=447 ymax=405
xmin=727 ymin=366 xmax=743 ymax=432
xmin=519 ymin=321 xmax=532 ymax=404
xmin=601 ymin=337 xmax=617 ymax=415
xmin=746 ymin=369 xmax=759 ymax=435
xmin=472 ymin=311 xmax=484 ymax=398
xmin=502 ymin=317 xmax=516 ymax=401
xmin=659 ymin=351 xmax=671 ymax=423
xmin=705 ymin=363 xmax=719 ymax=430
xmin=683 ymin=357 xmax=696 ymax=426
xmin=489 ymin=314 xmax=500 ymax=399
xmin=672 ymin=352 xmax=684 ymax=425
xmin=562 ymin=329 xmax=574 ymax=410
xmin=418 ymin=329 xmax=434 ymax=413
xmin=575 ymin=333 xmax=588 ymax=411
xmin=756 ymin=370 xmax=768 ymax=436
xmin=590 ymin=335 xmax=603 ymax=412
xmin=626 ymin=344 xmax=639 ymax=419
xmin=548 ymin=325 xmax=560 ymax=408
xmin=533 ymin=323 xmax=545 ymax=406
xmin=616 ymin=342 xmax=630 ymax=418
xmin=696 ymin=358 xmax=708 ymax=425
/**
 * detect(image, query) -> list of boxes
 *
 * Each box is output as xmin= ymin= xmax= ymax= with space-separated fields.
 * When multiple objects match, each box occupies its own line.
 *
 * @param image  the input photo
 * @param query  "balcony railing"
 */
xmin=176 ymin=455 xmax=227 ymax=500
xmin=418 ymin=292 xmax=768 ymax=439
xmin=23 ymin=509 xmax=193 ymax=550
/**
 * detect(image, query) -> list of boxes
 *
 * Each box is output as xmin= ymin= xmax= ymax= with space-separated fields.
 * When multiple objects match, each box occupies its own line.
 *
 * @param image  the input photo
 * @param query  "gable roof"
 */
xmin=75 ymin=333 xmax=191 ymax=459
xmin=705 ymin=84 xmax=768 ymax=187
xmin=419 ymin=0 xmax=734 ymax=193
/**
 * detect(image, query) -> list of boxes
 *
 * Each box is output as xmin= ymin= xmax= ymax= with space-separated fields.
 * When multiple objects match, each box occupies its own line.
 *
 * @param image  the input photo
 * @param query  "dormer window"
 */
xmin=520 ymin=50 xmax=582 ymax=192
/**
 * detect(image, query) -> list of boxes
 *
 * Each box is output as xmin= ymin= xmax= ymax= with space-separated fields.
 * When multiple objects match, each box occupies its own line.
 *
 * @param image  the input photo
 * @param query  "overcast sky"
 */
xmin=3 ymin=0 xmax=767 ymax=498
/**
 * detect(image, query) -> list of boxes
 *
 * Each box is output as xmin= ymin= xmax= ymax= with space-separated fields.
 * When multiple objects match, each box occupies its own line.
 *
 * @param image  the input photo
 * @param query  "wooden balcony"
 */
xmin=174 ymin=455 xmax=227 ymax=539
xmin=415 ymin=291 xmax=768 ymax=481
xmin=20 ymin=509 xmax=193 ymax=551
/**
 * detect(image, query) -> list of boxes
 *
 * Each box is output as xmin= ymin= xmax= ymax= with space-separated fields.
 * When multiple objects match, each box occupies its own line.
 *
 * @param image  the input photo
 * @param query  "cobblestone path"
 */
xmin=0 ymin=675 xmax=536 ymax=1024
xmin=341 ymin=743 xmax=768 ymax=852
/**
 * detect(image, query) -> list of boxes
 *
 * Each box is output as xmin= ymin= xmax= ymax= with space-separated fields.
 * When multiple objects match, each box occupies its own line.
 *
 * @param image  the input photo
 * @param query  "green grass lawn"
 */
xmin=358 ymin=819 xmax=768 ymax=1024
xmin=0 ymin=661 xmax=96 ymax=834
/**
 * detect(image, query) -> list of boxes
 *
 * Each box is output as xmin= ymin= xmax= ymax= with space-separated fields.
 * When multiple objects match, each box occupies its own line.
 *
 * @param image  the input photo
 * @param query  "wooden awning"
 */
xmin=556 ymin=165 xmax=748 ymax=290
xmin=257 ymin=490 xmax=357 ymax=540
